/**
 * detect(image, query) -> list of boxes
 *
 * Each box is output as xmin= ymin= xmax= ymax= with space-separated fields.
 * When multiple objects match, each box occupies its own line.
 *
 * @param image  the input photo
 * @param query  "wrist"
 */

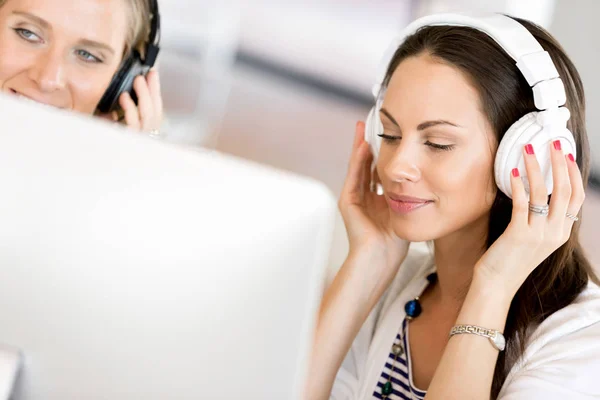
xmin=455 ymin=273 xmax=514 ymax=331
xmin=472 ymin=264 xmax=520 ymax=302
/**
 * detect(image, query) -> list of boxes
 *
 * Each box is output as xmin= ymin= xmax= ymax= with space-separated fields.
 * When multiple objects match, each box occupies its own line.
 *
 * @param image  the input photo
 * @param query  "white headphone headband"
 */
xmin=375 ymin=12 xmax=566 ymax=111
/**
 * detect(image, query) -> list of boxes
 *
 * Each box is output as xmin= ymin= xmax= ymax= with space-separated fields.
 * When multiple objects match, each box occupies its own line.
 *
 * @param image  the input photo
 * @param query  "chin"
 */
xmin=390 ymin=223 xmax=439 ymax=243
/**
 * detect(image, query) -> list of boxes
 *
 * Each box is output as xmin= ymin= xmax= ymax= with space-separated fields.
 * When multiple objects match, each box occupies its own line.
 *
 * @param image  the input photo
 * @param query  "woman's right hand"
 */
xmin=338 ymin=121 xmax=410 ymax=284
xmin=119 ymin=70 xmax=163 ymax=133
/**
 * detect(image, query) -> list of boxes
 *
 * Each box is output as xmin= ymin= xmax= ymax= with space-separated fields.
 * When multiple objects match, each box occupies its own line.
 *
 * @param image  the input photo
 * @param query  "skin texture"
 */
xmin=378 ymin=53 xmax=498 ymax=245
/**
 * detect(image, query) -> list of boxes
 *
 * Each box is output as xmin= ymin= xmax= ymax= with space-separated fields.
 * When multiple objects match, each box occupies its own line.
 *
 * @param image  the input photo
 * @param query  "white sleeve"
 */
xmin=498 ymin=322 xmax=600 ymax=400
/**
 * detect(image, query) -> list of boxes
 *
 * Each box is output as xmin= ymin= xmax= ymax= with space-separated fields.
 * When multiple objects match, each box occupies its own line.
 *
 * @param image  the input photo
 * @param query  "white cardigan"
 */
xmin=330 ymin=246 xmax=600 ymax=399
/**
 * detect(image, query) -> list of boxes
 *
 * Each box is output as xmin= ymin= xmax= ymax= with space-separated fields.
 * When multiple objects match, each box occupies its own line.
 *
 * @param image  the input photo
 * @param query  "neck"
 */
xmin=431 ymin=214 xmax=490 ymax=310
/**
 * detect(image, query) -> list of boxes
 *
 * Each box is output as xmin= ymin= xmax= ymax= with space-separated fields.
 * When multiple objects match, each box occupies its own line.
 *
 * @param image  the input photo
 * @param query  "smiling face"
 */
xmin=0 ymin=0 xmax=129 ymax=113
xmin=377 ymin=52 xmax=498 ymax=243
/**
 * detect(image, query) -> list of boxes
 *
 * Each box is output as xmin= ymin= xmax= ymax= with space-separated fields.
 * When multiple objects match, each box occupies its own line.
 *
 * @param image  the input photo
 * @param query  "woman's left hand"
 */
xmin=119 ymin=69 xmax=163 ymax=133
xmin=474 ymin=140 xmax=586 ymax=297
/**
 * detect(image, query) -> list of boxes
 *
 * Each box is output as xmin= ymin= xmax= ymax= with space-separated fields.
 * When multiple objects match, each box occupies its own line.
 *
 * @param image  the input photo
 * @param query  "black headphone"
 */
xmin=96 ymin=0 xmax=161 ymax=114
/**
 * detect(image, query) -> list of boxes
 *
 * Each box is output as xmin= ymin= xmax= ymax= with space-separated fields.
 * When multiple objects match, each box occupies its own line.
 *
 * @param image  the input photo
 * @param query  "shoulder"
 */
xmin=499 ymin=280 xmax=600 ymax=399
xmin=524 ymin=280 xmax=600 ymax=351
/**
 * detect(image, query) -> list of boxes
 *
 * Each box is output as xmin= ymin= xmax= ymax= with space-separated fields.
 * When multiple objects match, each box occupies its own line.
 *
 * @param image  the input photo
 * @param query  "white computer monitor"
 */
xmin=0 ymin=94 xmax=336 ymax=400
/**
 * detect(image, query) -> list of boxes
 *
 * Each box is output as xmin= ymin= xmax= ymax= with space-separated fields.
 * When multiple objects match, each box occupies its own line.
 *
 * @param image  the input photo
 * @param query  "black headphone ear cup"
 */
xmin=97 ymin=56 xmax=135 ymax=113
xmin=97 ymin=54 xmax=148 ymax=114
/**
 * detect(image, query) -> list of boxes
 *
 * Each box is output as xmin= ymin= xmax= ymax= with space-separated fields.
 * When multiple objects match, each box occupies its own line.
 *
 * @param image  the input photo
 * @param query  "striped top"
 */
xmin=330 ymin=247 xmax=600 ymax=399
xmin=372 ymin=319 xmax=427 ymax=400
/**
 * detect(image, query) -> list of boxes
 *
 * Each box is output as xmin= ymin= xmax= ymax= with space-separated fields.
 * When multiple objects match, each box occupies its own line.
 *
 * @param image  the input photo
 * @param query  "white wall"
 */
xmin=548 ymin=0 xmax=600 ymax=173
xmin=238 ymin=1 xmax=414 ymax=95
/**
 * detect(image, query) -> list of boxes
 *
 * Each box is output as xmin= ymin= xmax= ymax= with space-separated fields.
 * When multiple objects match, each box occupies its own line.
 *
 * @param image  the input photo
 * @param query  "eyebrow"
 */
xmin=380 ymin=107 xmax=462 ymax=131
xmin=12 ymin=11 xmax=115 ymax=56
xmin=78 ymin=39 xmax=115 ymax=56
xmin=12 ymin=11 xmax=50 ymax=29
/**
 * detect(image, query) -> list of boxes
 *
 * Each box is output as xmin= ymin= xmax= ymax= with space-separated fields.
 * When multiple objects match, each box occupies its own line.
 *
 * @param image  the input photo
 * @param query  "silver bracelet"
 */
xmin=449 ymin=324 xmax=506 ymax=351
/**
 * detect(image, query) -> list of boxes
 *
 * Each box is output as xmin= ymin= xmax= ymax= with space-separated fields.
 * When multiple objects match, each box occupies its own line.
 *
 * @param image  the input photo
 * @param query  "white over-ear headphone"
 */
xmin=365 ymin=12 xmax=576 ymax=199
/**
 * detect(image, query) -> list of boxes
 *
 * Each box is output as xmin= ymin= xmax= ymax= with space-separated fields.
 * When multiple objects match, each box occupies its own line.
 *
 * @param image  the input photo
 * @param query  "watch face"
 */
xmin=491 ymin=333 xmax=506 ymax=351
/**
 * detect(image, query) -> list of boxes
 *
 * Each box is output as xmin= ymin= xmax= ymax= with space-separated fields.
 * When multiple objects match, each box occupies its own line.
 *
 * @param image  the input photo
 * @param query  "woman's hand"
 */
xmin=474 ymin=140 xmax=585 ymax=297
xmin=338 ymin=122 xmax=410 ymax=283
xmin=119 ymin=69 xmax=163 ymax=133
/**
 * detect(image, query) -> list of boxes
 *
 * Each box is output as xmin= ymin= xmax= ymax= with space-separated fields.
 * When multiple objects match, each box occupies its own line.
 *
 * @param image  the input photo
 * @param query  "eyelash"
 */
xmin=377 ymin=133 xmax=455 ymax=152
xmin=14 ymin=28 xmax=41 ymax=43
xmin=14 ymin=28 xmax=103 ymax=64
xmin=75 ymin=49 xmax=103 ymax=64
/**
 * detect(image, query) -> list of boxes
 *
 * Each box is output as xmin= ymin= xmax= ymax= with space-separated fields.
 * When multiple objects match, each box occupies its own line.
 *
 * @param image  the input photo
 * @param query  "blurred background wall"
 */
xmin=157 ymin=0 xmax=599 ymax=269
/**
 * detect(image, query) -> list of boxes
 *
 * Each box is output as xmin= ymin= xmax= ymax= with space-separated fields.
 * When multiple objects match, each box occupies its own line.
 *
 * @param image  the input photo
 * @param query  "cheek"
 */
xmin=432 ymin=151 xmax=496 ymax=207
xmin=69 ymin=70 xmax=117 ymax=114
xmin=0 ymin=36 xmax=31 ymax=84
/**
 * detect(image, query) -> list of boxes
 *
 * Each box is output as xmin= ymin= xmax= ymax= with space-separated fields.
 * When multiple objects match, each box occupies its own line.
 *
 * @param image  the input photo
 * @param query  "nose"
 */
xmin=28 ymin=49 xmax=66 ymax=92
xmin=382 ymin=142 xmax=422 ymax=183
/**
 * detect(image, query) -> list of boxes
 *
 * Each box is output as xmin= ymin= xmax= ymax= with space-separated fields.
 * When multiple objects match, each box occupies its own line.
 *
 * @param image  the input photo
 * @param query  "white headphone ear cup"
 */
xmin=494 ymin=112 xmax=540 ymax=198
xmin=495 ymin=111 xmax=577 ymax=199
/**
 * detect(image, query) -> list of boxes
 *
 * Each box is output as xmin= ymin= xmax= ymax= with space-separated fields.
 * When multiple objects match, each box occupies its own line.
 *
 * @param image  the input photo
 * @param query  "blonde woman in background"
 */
xmin=0 ymin=0 xmax=162 ymax=132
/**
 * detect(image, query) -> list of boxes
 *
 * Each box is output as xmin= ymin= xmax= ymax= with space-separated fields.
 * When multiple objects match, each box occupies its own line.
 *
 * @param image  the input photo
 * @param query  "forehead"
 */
xmin=2 ymin=0 xmax=129 ymax=49
xmin=383 ymin=53 xmax=484 ymax=125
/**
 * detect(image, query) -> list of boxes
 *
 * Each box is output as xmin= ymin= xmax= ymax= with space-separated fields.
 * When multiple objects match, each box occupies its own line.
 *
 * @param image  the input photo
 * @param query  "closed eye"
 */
xmin=377 ymin=134 xmax=455 ymax=151
xmin=377 ymin=133 xmax=400 ymax=143
xmin=425 ymin=141 xmax=455 ymax=151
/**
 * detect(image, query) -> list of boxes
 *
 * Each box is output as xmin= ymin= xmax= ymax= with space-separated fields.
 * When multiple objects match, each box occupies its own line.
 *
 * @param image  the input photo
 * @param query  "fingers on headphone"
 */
xmin=343 ymin=122 xmax=369 ymax=201
xmin=352 ymin=121 xmax=363 ymax=148
xmin=372 ymin=167 xmax=381 ymax=190
xmin=509 ymin=167 xmax=528 ymax=223
xmin=564 ymin=151 xmax=585 ymax=218
xmin=133 ymin=75 xmax=154 ymax=130
xmin=363 ymin=149 xmax=375 ymax=194
xmin=119 ymin=92 xmax=141 ymax=131
xmin=522 ymin=144 xmax=548 ymax=205
xmin=357 ymin=123 xmax=376 ymax=197
xmin=147 ymin=69 xmax=163 ymax=116
xmin=548 ymin=140 xmax=571 ymax=217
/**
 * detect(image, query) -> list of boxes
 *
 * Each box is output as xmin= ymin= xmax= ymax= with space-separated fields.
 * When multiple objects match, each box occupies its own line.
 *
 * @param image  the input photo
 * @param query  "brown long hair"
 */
xmin=382 ymin=16 xmax=598 ymax=398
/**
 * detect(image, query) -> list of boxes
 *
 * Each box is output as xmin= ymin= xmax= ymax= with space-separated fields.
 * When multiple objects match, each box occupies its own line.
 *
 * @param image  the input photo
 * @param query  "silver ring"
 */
xmin=566 ymin=213 xmax=579 ymax=222
xmin=148 ymin=129 xmax=161 ymax=138
xmin=529 ymin=203 xmax=549 ymax=216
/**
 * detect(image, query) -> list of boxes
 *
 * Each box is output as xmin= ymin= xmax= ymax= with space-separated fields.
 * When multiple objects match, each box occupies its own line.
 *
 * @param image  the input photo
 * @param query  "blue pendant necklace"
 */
xmin=381 ymin=272 xmax=437 ymax=399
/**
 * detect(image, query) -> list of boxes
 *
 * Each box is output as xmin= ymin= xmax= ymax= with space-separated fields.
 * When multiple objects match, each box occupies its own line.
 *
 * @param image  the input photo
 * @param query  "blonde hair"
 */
xmin=0 ymin=0 xmax=152 ymax=58
xmin=125 ymin=0 xmax=153 ymax=58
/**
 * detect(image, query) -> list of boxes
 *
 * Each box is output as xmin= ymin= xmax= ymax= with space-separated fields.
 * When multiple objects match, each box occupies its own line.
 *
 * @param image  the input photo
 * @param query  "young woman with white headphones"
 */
xmin=0 ymin=0 xmax=162 ymax=133
xmin=306 ymin=13 xmax=599 ymax=400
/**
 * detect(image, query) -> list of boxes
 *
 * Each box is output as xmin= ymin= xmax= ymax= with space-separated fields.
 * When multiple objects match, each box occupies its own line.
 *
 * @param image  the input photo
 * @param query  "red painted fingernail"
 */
xmin=512 ymin=168 xmax=520 ymax=177
xmin=525 ymin=144 xmax=534 ymax=155
xmin=568 ymin=153 xmax=575 ymax=162
xmin=553 ymin=140 xmax=562 ymax=150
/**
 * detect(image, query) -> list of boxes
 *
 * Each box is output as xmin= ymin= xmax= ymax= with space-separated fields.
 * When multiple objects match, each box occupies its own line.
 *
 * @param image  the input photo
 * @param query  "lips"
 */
xmin=386 ymin=193 xmax=433 ymax=215
xmin=387 ymin=194 xmax=431 ymax=203
xmin=10 ymin=88 xmax=39 ymax=102
xmin=8 ymin=88 xmax=57 ymax=108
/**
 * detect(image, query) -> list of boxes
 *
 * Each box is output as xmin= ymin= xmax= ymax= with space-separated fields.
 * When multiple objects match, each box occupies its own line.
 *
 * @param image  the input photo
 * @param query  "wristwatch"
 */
xmin=449 ymin=324 xmax=506 ymax=351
